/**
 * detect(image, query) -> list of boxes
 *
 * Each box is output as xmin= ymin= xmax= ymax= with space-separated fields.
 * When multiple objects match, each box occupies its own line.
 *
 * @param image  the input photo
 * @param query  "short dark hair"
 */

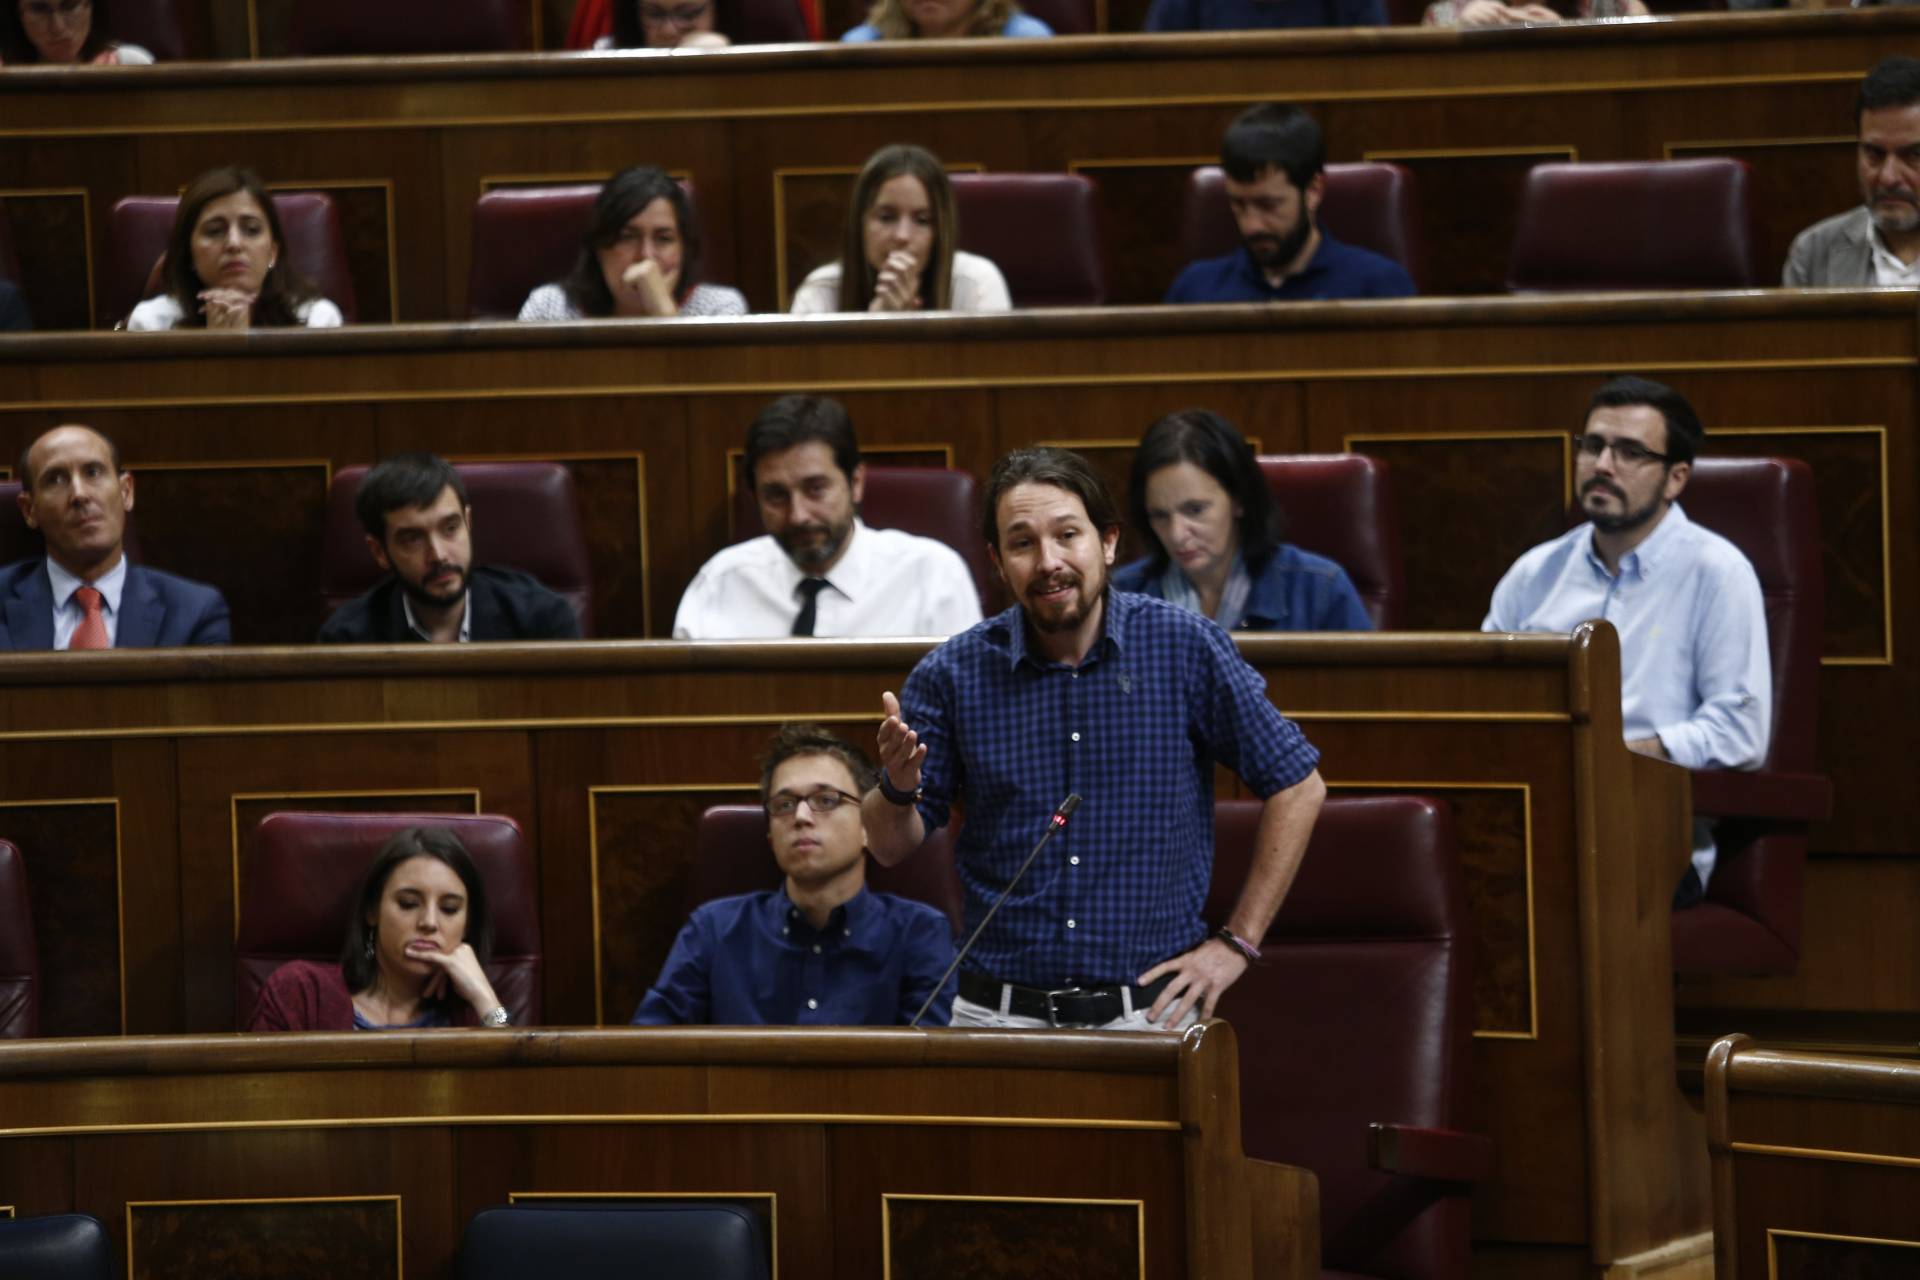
xmin=742 ymin=395 xmax=860 ymax=492
xmin=338 ymin=826 xmax=494 ymax=1005
xmin=1586 ymin=375 xmax=1704 ymax=466
xmin=982 ymin=447 xmax=1121 ymax=550
xmin=1858 ymin=56 xmax=1920 ymax=122
xmin=1220 ymin=103 xmax=1325 ymax=191
xmin=559 ymin=165 xmax=704 ymax=317
xmin=355 ymin=453 xmax=470 ymax=542
xmin=18 ymin=424 xmax=122 ymax=491
xmin=1128 ymin=409 xmax=1281 ymax=574
xmin=758 ymin=723 xmax=879 ymax=802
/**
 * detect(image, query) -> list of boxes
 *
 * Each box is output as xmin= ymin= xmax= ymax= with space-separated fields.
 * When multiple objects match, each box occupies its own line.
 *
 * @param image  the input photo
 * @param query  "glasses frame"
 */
xmin=19 ymin=0 xmax=89 ymax=25
xmin=1574 ymin=431 xmax=1673 ymax=469
xmin=765 ymin=786 xmax=863 ymax=821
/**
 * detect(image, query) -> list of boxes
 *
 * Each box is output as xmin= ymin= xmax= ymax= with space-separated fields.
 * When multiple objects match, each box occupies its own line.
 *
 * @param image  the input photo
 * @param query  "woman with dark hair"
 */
xmin=789 ymin=144 xmax=1009 ymax=314
xmin=841 ymin=0 xmax=1049 ymax=39
xmin=1113 ymin=409 xmax=1373 ymax=631
xmin=247 ymin=827 xmax=512 ymax=1032
xmin=125 ymin=167 xmax=342 ymax=331
xmin=599 ymin=0 xmax=736 ymax=47
xmin=519 ymin=165 xmax=747 ymax=320
xmin=1 ymin=0 xmax=154 ymax=65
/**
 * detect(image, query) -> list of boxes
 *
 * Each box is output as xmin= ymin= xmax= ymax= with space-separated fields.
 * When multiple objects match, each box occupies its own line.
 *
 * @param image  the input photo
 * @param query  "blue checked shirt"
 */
xmin=900 ymin=589 xmax=1320 ymax=988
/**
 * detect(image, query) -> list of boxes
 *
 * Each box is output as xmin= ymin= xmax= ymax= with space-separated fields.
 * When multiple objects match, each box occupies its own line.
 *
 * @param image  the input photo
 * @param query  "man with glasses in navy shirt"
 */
xmin=864 ymin=447 xmax=1326 ymax=1031
xmin=632 ymin=724 xmax=958 ymax=1026
xmin=1483 ymin=377 xmax=1770 ymax=906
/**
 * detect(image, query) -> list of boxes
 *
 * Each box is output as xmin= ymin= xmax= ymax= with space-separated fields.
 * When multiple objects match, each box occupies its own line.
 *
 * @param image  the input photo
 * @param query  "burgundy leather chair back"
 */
xmin=950 ymin=173 xmax=1106 ymax=307
xmin=0 ymin=198 xmax=20 ymax=282
xmin=727 ymin=0 xmax=812 ymax=41
xmin=1257 ymin=453 xmax=1403 ymax=629
xmin=1506 ymin=159 xmax=1756 ymax=292
xmin=1181 ymin=164 xmax=1429 ymax=291
xmin=690 ymin=805 xmax=964 ymax=936
xmin=467 ymin=185 xmax=602 ymax=319
xmin=322 ymin=461 xmax=595 ymax=636
xmin=0 ymin=840 xmax=39 ymax=1038
xmin=288 ymin=0 xmax=533 ymax=54
xmin=104 ymin=192 xmax=358 ymax=327
xmin=0 ymin=480 xmax=142 ymax=565
xmin=233 ymin=811 xmax=542 ymax=1028
xmin=1208 ymin=795 xmax=1473 ymax=1280
xmin=732 ymin=464 xmax=993 ymax=611
xmin=104 ymin=0 xmax=189 ymax=59
xmin=1010 ymin=0 xmax=1094 ymax=32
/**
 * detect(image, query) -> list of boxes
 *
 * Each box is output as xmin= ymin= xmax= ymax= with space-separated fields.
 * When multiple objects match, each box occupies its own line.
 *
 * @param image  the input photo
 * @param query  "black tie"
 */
xmin=792 ymin=578 xmax=829 ymax=637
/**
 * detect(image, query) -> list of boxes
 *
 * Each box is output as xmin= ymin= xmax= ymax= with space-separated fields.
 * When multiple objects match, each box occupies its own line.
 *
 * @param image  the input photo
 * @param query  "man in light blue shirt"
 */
xmin=1483 ymin=376 xmax=1770 ymax=904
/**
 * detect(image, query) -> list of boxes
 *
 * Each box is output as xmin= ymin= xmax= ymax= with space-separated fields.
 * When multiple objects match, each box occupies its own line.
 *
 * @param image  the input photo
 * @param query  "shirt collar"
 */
xmin=1585 ymin=500 xmax=1691 ymax=579
xmin=1869 ymin=222 xmax=1920 ymax=282
xmin=777 ymin=518 xmax=869 ymax=602
xmin=991 ymin=586 xmax=1130 ymax=671
xmin=1235 ymin=229 xmax=1339 ymax=292
xmin=403 ymin=590 xmax=472 ymax=642
xmin=768 ymin=883 xmax=879 ymax=950
xmin=47 ymin=553 xmax=128 ymax=614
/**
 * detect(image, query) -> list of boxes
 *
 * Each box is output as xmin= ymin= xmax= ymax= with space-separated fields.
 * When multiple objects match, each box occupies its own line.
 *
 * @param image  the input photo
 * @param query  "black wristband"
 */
xmin=876 ymin=772 xmax=921 ymax=806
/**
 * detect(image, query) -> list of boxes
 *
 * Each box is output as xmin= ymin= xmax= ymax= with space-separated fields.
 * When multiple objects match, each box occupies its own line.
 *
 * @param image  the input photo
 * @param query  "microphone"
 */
xmin=910 ymin=793 xmax=1081 ymax=1028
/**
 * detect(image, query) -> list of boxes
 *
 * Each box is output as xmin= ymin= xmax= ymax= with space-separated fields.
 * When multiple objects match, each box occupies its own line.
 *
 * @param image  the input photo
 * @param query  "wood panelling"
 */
xmin=128 ymin=1197 xmax=402 ymax=1280
xmin=2 ymin=192 xmax=92 ymax=333
xmin=0 ymin=800 xmax=122 ymax=1038
xmin=882 ymin=1190 xmax=1150 ymax=1279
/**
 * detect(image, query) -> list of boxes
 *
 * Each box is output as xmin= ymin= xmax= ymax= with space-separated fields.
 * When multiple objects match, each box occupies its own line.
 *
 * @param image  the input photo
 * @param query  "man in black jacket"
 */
xmin=318 ymin=452 xmax=580 ymax=643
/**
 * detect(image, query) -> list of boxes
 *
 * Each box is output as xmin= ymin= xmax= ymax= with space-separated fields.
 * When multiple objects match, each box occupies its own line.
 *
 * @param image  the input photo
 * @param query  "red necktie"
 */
xmin=70 ymin=585 xmax=109 ymax=650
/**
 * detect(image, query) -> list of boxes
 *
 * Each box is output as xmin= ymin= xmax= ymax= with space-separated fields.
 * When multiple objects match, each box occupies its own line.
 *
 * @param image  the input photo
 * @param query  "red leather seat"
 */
xmin=721 ymin=0 xmax=811 ymax=41
xmin=104 ymin=192 xmax=358 ymax=328
xmin=288 ymin=0 xmax=533 ymax=54
xmin=103 ymin=0 xmax=188 ymax=59
xmin=950 ymin=173 xmax=1106 ymax=307
xmin=322 ymin=461 xmax=595 ymax=636
xmin=1506 ymin=159 xmax=1756 ymax=292
xmin=731 ymin=464 xmax=993 ymax=613
xmin=233 ymin=811 xmax=542 ymax=1028
xmin=1181 ymin=164 xmax=1429 ymax=292
xmin=1258 ymin=454 xmax=1404 ymax=630
xmin=1010 ymin=0 xmax=1094 ymax=32
xmin=690 ymin=805 xmax=964 ymax=937
xmin=0 ymin=840 xmax=39 ymax=1038
xmin=1211 ymin=796 xmax=1487 ymax=1280
xmin=1671 ymin=458 xmax=1831 ymax=974
xmin=467 ymin=185 xmax=602 ymax=320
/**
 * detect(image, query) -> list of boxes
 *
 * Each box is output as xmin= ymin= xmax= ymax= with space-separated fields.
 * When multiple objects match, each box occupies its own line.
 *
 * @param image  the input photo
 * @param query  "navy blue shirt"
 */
xmin=1112 ymin=545 xmax=1374 ymax=632
xmin=1146 ymin=0 xmax=1386 ymax=30
xmin=1165 ymin=232 xmax=1414 ymax=304
xmin=900 ymin=589 xmax=1320 ymax=988
xmin=631 ymin=886 xmax=957 ymax=1027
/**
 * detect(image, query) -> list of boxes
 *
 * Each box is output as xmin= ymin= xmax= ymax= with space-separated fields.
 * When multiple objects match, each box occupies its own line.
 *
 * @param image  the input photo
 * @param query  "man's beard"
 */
xmin=1244 ymin=213 xmax=1314 ymax=273
xmin=777 ymin=515 xmax=853 ymax=571
xmin=1870 ymin=187 xmax=1920 ymax=236
xmin=401 ymin=562 xmax=470 ymax=609
xmin=1023 ymin=561 xmax=1108 ymax=635
xmin=1581 ymin=478 xmax=1664 ymax=534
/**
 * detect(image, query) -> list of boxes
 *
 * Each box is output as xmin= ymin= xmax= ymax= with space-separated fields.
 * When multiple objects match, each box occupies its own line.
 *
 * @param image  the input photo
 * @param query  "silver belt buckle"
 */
xmin=1043 ymin=986 xmax=1087 ymax=1028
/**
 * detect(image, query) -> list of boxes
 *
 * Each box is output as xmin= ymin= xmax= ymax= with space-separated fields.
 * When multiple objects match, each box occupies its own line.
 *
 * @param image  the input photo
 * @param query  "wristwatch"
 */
xmin=876 ymin=772 xmax=921 ymax=807
xmin=481 ymin=1005 xmax=510 ymax=1027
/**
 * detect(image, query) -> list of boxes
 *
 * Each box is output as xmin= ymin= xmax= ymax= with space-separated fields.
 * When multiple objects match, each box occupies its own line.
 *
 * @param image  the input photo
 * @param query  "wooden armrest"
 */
xmin=1691 ymin=770 xmax=1833 ymax=822
xmin=1245 ymin=1157 xmax=1319 ymax=1280
xmin=1367 ymin=1122 xmax=1494 ymax=1183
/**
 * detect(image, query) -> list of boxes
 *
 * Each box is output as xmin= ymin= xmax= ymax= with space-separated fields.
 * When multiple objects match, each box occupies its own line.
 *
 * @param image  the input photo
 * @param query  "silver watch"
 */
xmin=481 ymin=1005 xmax=510 ymax=1027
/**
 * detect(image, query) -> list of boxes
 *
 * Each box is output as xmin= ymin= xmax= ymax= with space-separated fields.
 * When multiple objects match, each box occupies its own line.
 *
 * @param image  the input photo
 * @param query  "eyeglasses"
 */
xmin=20 ymin=0 xmax=89 ymax=25
xmin=1575 ymin=432 xmax=1671 ymax=468
xmin=766 ymin=787 xmax=861 ymax=820
xmin=639 ymin=0 xmax=711 ymax=27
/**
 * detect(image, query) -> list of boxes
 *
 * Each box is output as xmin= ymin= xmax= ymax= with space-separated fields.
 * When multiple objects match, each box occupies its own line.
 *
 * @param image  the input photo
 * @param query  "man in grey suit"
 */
xmin=1784 ymin=56 xmax=1920 ymax=287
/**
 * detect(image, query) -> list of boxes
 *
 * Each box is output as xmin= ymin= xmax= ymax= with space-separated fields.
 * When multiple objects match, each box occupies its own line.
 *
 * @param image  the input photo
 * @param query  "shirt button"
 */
xmin=807 ymin=998 xmax=818 ymax=1010
xmin=1066 ymin=919 xmax=1077 ymax=929
xmin=843 ymin=927 xmax=851 ymax=937
xmin=812 ymin=944 xmax=822 ymax=954
xmin=1069 ymin=856 xmax=1080 ymax=865
xmin=781 ymin=927 xmax=789 ymax=936
xmin=1070 ymin=732 xmax=1081 ymax=742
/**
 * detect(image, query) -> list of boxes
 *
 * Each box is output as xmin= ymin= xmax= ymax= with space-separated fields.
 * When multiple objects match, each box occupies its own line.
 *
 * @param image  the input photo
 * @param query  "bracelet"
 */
xmin=1212 ymin=926 xmax=1261 ymax=964
xmin=876 ymin=772 xmax=921 ymax=807
xmin=481 ymin=1005 xmax=510 ymax=1027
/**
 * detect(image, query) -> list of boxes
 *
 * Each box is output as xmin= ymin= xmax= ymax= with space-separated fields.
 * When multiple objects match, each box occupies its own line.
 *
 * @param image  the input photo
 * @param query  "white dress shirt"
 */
xmin=1483 ymin=502 xmax=1771 ymax=887
xmin=48 ymin=555 xmax=128 ymax=650
xmin=673 ymin=519 xmax=983 ymax=639
xmin=1870 ymin=225 xmax=1920 ymax=287
xmin=788 ymin=251 xmax=1012 ymax=314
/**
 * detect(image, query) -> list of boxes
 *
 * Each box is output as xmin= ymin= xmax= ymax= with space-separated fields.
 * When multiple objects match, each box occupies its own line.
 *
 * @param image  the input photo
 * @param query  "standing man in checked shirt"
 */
xmin=862 ymin=446 xmax=1326 ymax=1031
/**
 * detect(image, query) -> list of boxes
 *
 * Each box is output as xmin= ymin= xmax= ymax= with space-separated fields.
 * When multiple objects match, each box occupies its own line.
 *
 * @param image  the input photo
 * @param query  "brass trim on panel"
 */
xmin=0 ymin=796 xmax=125 ymax=1033
xmin=0 ymin=187 xmax=96 ymax=329
xmin=1065 ymin=155 xmax=1213 ymax=173
xmin=1328 ymin=781 xmax=1537 ymax=1040
xmin=0 ymin=1205 xmax=12 ymax=1217
xmin=228 ymin=788 xmax=484 ymax=936
xmin=1360 ymin=145 xmax=1579 ymax=162
xmin=3 ymin=1113 xmax=1186 ymax=1141
xmin=1767 ymin=1226 xmax=1920 ymax=1279
xmin=478 ymin=170 xmax=692 ymax=193
xmin=1663 ymin=134 xmax=1852 ymax=160
xmin=126 ymin=1195 xmax=403 ymax=1280
xmin=264 ymin=178 xmax=400 ymax=320
xmin=587 ymin=781 xmax=758 ymax=1025
xmin=244 ymin=0 xmax=259 ymax=59
xmin=880 ymin=1193 xmax=1147 ymax=1280
xmin=510 ymin=1191 xmax=778 ymax=1278
xmin=1731 ymin=1141 xmax=1920 ymax=1170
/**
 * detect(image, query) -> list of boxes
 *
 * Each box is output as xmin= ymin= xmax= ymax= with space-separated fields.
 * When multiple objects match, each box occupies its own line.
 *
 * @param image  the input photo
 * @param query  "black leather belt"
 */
xmin=958 ymin=969 xmax=1176 ymax=1028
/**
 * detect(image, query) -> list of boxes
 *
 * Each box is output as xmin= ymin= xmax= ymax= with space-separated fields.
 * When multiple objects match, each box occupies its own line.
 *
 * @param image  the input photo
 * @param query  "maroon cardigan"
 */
xmin=246 ymin=960 xmax=478 ymax=1031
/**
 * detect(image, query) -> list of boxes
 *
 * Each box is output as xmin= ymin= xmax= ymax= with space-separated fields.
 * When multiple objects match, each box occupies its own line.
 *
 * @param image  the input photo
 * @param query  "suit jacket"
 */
xmin=0 ymin=558 xmax=231 ymax=650
xmin=1783 ymin=206 xmax=1874 ymax=287
xmin=316 ymin=564 xmax=582 ymax=643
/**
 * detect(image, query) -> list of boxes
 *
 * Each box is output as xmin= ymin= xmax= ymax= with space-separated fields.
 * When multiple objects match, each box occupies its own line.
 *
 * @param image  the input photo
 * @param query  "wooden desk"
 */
xmin=0 ymin=8 xmax=1902 ymax=326
xmin=0 ymin=626 xmax=1702 ymax=1273
xmin=0 ymin=1024 xmax=1304 ymax=1279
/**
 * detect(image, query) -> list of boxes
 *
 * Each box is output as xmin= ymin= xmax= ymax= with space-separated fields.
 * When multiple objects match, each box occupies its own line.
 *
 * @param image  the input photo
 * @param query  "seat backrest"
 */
xmin=0 ymin=1214 xmax=113 ymax=1280
xmin=726 ymin=0 xmax=812 ymax=41
xmin=1208 ymin=795 xmax=1472 ymax=1280
xmin=0 ymin=840 xmax=38 ymax=1039
xmin=103 ymin=0 xmax=188 ymax=59
xmin=457 ymin=1203 xmax=769 ymax=1280
xmin=104 ymin=192 xmax=358 ymax=327
xmin=731 ymin=464 xmax=993 ymax=612
xmin=1009 ymin=0 xmax=1094 ymax=32
xmin=1181 ymin=164 xmax=1429 ymax=291
xmin=1675 ymin=457 xmax=1823 ymax=774
xmin=691 ymin=805 xmax=964 ymax=936
xmin=1506 ymin=158 xmax=1756 ymax=292
xmin=288 ymin=0 xmax=533 ymax=54
xmin=233 ymin=811 xmax=542 ymax=1028
xmin=322 ymin=461 xmax=595 ymax=636
xmin=467 ymin=185 xmax=602 ymax=319
xmin=1256 ymin=453 xmax=1403 ymax=629
xmin=950 ymin=173 xmax=1106 ymax=307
